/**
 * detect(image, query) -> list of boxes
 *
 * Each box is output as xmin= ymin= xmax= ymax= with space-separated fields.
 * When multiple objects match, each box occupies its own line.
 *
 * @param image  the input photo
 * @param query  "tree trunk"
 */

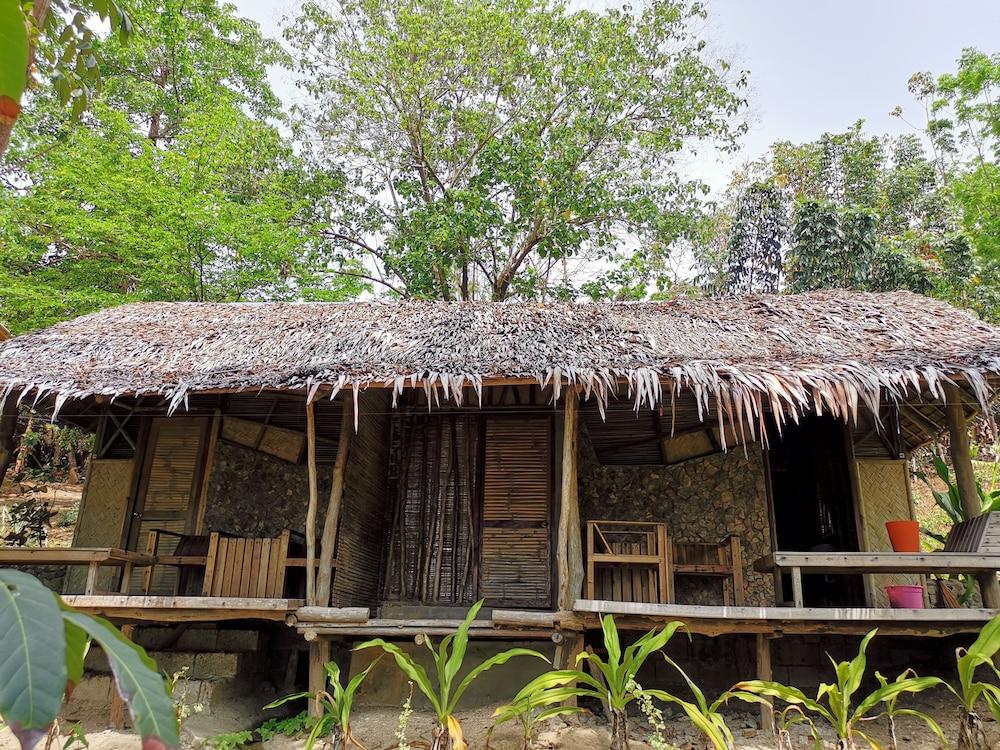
xmin=67 ymin=448 xmax=79 ymax=485
xmin=12 ymin=414 xmax=34 ymax=477
xmin=610 ymin=708 xmax=629 ymax=750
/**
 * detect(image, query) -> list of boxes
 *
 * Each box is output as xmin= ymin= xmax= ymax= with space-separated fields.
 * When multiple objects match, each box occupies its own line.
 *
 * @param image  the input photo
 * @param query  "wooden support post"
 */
xmin=790 ymin=567 xmax=803 ymax=608
xmin=945 ymin=381 xmax=1000 ymax=609
xmin=557 ymin=391 xmax=584 ymax=611
xmin=308 ymin=640 xmax=331 ymax=719
xmin=305 ymin=400 xmax=319 ymax=606
xmin=316 ymin=398 xmax=352 ymax=609
xmin=109 ymin=625 xmax=135 ymax=729
xmin=0 ymin=395 xmax=17 ymax=490
xmin=755 ymin=634 xmax=775 ymax=734
xmin=552 ymin=634 xmax=585 ymax=708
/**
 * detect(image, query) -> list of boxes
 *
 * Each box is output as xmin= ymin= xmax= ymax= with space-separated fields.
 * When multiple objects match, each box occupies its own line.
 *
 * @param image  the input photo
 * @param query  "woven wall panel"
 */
xmin=65 ymin=459 xmax=134 ymax=593
xmin=480 ymin=527 xmax=550 ymax=604
xmin=856 ymin=459 xmax=921 ymax=606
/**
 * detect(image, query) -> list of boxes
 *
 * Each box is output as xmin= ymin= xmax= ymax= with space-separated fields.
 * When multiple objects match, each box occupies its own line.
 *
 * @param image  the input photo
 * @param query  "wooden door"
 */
xmin=480 ymin=417 xmax=553 ymax=608
xmin=125 ymin=417 xmax=209 ymax=594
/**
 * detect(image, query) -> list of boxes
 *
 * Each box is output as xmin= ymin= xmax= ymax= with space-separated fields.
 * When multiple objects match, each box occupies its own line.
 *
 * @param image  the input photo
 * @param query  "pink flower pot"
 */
xmin=886 ymin=585 xmax=925 ymax=609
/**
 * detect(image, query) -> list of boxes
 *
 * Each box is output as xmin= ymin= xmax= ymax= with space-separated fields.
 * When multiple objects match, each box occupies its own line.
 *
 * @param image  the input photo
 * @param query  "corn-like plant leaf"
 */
xmin=449 ymin=647 xmax=547 ymax=712
xmin=354 ymin=639 xmax=441 ymax=716
xmin=62 ymin=611 xmax=179 ymax=750
xmin=446 ymin=714 xmax=466 ymax=750
xmin=892 ymin=708 xmax=947 ymax=745
xmin=340 ymin=656 xmax=380 ymax=728
xmin=0 ymin=570 xmax=66 ymax=750
xmin=643 ymin=689 xmax=734 ymax=750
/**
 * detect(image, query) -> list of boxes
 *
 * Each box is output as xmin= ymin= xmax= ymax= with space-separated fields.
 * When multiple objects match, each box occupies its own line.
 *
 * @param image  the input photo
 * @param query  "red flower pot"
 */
xmin=885 ymin=519 xmax=920 ymax=552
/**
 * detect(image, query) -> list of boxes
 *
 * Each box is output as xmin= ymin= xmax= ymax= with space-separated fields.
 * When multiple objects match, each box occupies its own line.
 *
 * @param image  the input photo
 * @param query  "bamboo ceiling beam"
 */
xmin=945 ymin=381 xmax=1000 ymax=609
xmin=316 ymin=398 xmax=353 ymax=609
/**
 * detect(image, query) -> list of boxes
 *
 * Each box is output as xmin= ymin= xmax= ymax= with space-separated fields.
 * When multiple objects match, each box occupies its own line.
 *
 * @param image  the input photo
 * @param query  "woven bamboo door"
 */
xmin=125 ymin=417 xmax=208 ymax=594
xmin=480 ymin=417 xmax=553 ymax=608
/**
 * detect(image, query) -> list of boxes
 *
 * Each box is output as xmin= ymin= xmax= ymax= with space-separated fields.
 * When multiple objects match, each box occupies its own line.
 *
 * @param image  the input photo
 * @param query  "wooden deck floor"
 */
xmin=574 ymin=599 xmax=998 ymax=636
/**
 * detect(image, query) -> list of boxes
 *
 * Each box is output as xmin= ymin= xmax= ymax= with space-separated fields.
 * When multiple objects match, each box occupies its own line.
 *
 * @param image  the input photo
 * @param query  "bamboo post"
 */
xmin=557 ymin=391 xmax=584 ymax=611
xmin=945 ymin=381 xmax=1000 ymax=609
xmin=0 ymin=396 xmax=17 ymax=490
xmin=305 ymin=399 xmax=319 ymax=606
xmin=316 ymin=397 xmax=353 ymax=608
xmin=308 ymin=640 xmax=330 ymax=719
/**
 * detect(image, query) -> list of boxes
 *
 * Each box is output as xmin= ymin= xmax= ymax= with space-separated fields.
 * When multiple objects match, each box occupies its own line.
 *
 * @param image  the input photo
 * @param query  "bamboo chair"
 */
xmin=586 ymin=520 xmax=672 ymax=604
xmin=202 ymin=529 xmax=292 ymax=598
xmin=671 ymin=535 xmax=745 ymax=606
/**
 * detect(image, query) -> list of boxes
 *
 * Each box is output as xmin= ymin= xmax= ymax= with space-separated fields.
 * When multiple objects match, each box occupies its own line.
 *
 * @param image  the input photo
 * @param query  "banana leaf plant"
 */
xmin=735 ymin=630 xmax=944 ymax=750
xmin=948 ymin=612 xmax=1000 ymax=749
xmin=355 ymin=600 xmax=547 ymax=750
xmin=0 ymin=570 xmax=179 ymax=750
xmin=264 ymin=658 xmax=379 ymax=750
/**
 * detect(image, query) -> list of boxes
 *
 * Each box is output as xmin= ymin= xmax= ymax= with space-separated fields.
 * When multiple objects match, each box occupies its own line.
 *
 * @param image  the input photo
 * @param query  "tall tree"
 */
xmin=723 ymin=182 xmax=786 ymax=294
xmin=284 ymin=0 xmax=748 ymax=301
xmin=0 ymin=0 xmax=134 ymax=159
xmin=0 ymin=0 xmax=363 ymax=334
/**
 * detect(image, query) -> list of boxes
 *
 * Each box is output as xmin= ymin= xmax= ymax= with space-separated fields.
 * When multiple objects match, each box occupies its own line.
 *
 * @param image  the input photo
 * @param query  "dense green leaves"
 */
xmin=284 ymin=0 xmax=748 ymax=301
xmin=0 ymin=571 xmax=178 ymax=750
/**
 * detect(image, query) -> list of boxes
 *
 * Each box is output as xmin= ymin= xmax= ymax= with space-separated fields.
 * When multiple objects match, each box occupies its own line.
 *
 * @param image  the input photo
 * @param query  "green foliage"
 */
xmin=206 ymin=731 xmax=253 ymax=750
xmin=875 ymin=669 xmax=947 ymax=750
xmin=786 ymin=201 xmax=879 ymax=293
xmin=724 ymin=182 xmax=787 ymax=294
xmin=0 ymin=0 xmax=364 ymax=335
xmin=265 ymin=659 xmax=378 ymax=750
xmin=356 ymin=600 xmax=547 ymax=750
xmin=3 ymin=500 xmax=57 ymax=546
xmin=489 ymin=672 xmax=583 ymax=750
xmin=0 ymin=570 xmax=179 ymax=750
xmin=948 ymin=613 xmax=1000 ymax=750
xmin=0 ymin=1 xmax=29 ymax=120
xmin=284 ymin=0 xmax=748 ymax=301
xmin=735 ymin=630 xmax=943 ymax=750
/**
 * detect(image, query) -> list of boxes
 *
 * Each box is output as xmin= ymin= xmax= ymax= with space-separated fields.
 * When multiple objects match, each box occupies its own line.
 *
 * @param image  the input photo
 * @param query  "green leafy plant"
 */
xmin=257 ymin=711 xmax=313 ymax=743
xmin=876 ymin=670 xmax=946 ymax=750
xmin=0 ymin=570 xmax=179 ymax=750
xmin=488 ymin=671 xmax=584 ymax=750
xmin=206 ymin=731 xmax=253 ymax=750
xmin=948 ymin=613 xmax=1000 ymax=749
xmin=529 ymin=616 xmax=685 ymax=750
xmin=265 ymin=659 xmax=378 ymax=750
xmin=356 ymin=600 xmax=547 ymax=750
xmin=735 ymin=630 xmax=943 ymax=750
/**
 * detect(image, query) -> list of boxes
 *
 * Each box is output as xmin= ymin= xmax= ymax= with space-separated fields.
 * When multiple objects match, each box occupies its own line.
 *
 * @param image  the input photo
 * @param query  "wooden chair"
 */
xmin=586 ymin=520 xmax=672 ymax=604
xmin=203 ymin=529 xmax=292 ymax=598
xmin=672 ymin=536 xmax=745 ymax=606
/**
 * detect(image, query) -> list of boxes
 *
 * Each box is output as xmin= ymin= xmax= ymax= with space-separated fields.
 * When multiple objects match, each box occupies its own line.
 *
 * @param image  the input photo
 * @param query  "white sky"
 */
xmin=232 ymin=0 xmax=1000 ymax=193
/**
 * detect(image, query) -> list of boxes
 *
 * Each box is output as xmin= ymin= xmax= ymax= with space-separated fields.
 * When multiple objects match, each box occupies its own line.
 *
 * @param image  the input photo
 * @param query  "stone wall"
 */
xmin=203 ymin=440 xmax=330 ymax=538
xmin=579 ymin=425 xmax=774 ymax=606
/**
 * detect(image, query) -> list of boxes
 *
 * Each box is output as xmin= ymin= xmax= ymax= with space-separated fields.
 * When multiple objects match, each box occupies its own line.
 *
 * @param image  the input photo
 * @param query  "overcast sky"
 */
xmin=233 ymin=0 xmax=1000 ymax=191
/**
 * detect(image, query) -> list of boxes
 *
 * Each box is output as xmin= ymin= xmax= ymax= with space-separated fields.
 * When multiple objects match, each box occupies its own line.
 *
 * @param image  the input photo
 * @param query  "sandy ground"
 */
xmin=2 ymin=688 xmax=995 ymax=750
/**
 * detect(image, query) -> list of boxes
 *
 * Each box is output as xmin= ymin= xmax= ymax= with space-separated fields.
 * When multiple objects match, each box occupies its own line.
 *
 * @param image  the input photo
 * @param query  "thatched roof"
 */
xmin=2 ymin=291 xmax=999 ymax=444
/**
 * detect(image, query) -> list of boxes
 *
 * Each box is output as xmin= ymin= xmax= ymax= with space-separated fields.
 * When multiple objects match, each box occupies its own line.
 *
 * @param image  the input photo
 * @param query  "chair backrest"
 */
xmin=202 ymin=530 xmax=291 ymax=598
xmin=944 ymin=513 xmax=1000 ymax=554
xmin=673 ymin=537 xmax=736 ymax=567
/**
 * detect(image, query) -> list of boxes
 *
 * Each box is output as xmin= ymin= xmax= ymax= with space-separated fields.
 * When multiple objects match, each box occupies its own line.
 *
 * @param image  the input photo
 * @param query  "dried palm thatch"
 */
xmin=1 ymin=291 xmax=999 ymax=445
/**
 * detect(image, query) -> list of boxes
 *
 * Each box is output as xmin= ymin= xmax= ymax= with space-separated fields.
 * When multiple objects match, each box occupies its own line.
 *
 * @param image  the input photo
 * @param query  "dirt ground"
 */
xmin=0 ymin=480 xmax=82 ymax=546
xmin=1 ymin=687 xmax=995 ymax=750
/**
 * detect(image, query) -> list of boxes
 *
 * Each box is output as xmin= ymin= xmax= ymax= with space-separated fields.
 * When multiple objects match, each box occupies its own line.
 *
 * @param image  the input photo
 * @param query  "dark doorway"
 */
xmin=767 ymin=414 xmax=865 ymax=607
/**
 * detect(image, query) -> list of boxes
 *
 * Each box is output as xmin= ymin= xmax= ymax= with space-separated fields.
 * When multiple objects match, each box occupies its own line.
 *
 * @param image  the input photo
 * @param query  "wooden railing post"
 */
xmin=316 ymin=397 xmax=352 ymax=608
xmin=557 ymin=390 xmax=584 ymax=611
xmin=945 ymin=381 xmax=1000 ymax=609
xmin=305 ymin=399 xmax=318 ymax=606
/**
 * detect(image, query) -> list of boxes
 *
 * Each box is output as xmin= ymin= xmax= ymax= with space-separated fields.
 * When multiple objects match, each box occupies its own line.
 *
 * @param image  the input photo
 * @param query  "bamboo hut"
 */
xmin=2 ymin=290 xmax=1000 ymax=707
